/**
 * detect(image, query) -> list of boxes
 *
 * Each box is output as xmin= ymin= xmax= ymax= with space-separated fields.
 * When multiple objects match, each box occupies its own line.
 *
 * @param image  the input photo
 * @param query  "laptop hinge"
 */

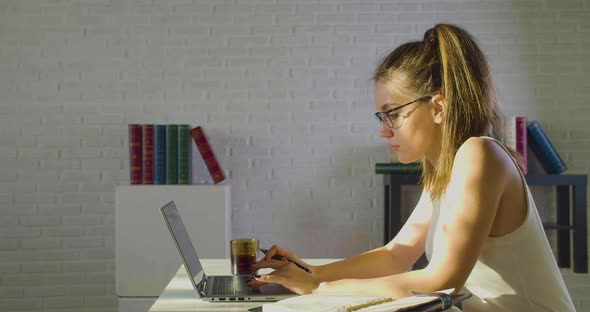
xmin=197 ymin=274 xmax=208 ymax=296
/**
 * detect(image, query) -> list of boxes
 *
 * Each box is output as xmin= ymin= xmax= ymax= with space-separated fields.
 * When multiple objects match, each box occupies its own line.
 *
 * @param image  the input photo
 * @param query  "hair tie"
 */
xmin=423 ymin=28 xmax=437 ymax=44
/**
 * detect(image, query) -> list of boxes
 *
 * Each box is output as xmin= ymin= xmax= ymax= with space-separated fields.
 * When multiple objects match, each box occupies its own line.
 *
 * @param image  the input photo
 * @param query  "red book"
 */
xmin=142 ymin=125 xmax=154 ymax=184
xmin=190 ymin=126 xmax=225 ymax=184
xmin=128 ymin=124 xmax=143 ymax=184
xmin=515 ymin=116 xmax=528 ymax=175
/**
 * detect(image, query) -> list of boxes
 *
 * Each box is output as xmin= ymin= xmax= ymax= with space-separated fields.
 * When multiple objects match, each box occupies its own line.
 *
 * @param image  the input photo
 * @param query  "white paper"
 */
xmin=262 ymin=289 xmax=454 ymax=312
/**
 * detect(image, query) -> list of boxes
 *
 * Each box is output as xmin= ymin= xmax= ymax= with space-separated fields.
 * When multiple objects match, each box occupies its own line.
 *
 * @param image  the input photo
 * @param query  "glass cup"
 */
xmin=230 ymin=238 xmax=259 ymax=275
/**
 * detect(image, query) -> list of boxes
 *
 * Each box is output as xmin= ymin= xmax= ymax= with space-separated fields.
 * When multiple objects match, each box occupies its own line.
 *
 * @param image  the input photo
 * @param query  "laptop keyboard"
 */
xmin=212 ymin=276 xmax=259 ymax=295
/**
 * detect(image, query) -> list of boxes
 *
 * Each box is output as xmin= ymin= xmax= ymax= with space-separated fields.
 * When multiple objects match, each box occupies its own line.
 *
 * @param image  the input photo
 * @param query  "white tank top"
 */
xmin=424 ymin=137 xmax=575 ymax=311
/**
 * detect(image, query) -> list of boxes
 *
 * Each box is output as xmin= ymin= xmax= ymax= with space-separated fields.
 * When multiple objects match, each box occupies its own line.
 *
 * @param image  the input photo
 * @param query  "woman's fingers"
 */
xmin=266 ymin=245 xmax=297 ymax=260
xmin=265 ymin=245 xmax=281 ymax=261
xmin=251 ymin=258 xmax=286 ymax=270
xmin=254 ymin=274 xmax=286 ymax=285
xmin=247 ymin=274 xmax=292 ymax=291
xmin=246 ymin=265 xmax=317 ymax=295
xmin=246 ymin=272 xmax=284 ymax=287
xmin=251 ymin=259 xmax=289 ymax=270
xmin=246 ymin=276 xmax=266 ymax=288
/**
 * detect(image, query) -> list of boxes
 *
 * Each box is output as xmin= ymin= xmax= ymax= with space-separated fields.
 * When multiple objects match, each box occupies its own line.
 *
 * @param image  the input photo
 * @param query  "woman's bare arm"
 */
xmin=312 ymin=190 xmax=433 ymax=282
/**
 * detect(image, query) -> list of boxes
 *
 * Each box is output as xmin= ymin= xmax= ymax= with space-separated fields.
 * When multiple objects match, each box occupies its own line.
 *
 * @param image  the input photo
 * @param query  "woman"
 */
xmin=249 ymin=24 xmax=575 ymax=311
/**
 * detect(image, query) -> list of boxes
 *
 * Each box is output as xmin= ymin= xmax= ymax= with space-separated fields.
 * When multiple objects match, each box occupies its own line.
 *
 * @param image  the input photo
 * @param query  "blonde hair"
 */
xmin=373 ymin=24 xmax=521 ymax=199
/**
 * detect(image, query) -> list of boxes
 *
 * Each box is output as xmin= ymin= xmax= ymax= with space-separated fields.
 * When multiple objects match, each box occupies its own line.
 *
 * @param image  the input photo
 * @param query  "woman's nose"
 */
xmin=378 ymin=123 xmax=393 ymax=138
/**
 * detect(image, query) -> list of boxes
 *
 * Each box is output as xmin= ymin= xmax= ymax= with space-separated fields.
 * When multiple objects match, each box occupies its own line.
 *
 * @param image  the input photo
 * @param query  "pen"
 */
xmin=259 ymin=248 xmax=312 ymax=273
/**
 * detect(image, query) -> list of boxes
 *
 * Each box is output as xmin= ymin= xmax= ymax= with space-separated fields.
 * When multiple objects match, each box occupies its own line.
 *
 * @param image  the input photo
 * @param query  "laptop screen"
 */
xmin=161 ymin=201 xmax=205 ymax=284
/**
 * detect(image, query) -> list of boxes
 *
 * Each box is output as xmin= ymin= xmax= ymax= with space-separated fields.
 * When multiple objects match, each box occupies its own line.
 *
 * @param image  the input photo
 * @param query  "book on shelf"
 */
xmin=504 ymin=116 xmax=528 ymax=174
xmin=190 ymin=126 xmax=226 ymax=184
xmin=154 ymin=125 xmax=167 ymax=185
xmin=166 ymin=125 xmax=179 ymax=184
xmin=527 ymin=121 xmax=567 ymax=174
xmin=128 ymin=124 xmax=143 ymax=184
xmin=260 ymin=288 xmax=470 ymax=312
xmin=128 ymin=123 xmax=195 ymax=185
xmin=142 ymin=125 xmax=154 ymax=184
xmin=177 ymin=124 xmax=191 ymax=185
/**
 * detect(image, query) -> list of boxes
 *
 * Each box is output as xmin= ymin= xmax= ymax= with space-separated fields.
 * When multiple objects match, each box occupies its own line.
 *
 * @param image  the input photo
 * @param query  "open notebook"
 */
xmin=261 ymin=289 xmax=471 ymax=312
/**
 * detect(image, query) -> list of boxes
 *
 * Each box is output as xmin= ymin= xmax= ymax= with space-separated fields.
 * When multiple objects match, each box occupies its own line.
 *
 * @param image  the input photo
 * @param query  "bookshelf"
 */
xmin=376 ymin=164 xmax=588 ymax=273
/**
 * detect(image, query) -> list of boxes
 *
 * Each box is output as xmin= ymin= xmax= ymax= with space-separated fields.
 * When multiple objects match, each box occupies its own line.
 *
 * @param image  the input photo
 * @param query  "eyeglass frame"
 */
xmin=374 ymin=95 xmax=433 ymax=129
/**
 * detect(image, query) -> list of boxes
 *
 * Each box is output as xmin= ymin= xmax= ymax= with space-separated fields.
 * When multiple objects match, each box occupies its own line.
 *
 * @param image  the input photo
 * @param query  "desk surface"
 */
xmin=149 ymin=259 xmax=338 ymax=312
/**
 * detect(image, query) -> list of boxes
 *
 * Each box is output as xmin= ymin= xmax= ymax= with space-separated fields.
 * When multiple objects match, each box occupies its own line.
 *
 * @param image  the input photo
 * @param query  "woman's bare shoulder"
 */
xmin=453 ymin=137 xmax=513 ymax=178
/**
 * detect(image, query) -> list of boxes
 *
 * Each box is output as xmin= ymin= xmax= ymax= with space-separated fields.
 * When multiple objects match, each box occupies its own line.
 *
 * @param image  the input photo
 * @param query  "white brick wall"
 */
xmin=0 ymin=0 xmax=589 ymax=311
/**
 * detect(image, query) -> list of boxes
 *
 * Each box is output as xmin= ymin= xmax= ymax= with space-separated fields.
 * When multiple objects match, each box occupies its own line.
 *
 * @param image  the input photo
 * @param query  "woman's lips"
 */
xmin=391 ymin=145 xmax=399 ymax=151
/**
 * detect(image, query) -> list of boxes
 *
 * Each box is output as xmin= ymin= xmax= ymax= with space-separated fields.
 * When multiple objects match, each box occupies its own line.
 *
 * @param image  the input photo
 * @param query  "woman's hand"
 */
xmin=255 ymin=245 xmax=315 ymax=273
xmin=247 ymin=258 xmax=320 ymax=295
xmin=258 ymin=245 xmax=300 ymax=262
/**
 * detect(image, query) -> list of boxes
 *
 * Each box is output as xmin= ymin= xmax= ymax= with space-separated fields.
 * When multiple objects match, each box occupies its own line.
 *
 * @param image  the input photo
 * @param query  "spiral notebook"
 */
xmin=260 ymin=288 xmax=471 ymax=312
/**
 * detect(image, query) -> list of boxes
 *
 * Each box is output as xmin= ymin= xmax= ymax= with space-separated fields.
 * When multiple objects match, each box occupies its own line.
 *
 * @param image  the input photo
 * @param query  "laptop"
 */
xmin=160 ymin=201 xmax=296 ymax=302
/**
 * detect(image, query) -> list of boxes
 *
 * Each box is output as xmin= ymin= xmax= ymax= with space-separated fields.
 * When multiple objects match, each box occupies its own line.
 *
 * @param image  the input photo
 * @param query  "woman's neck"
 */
xmin=424 ymin=140 xmax=442 ymax=168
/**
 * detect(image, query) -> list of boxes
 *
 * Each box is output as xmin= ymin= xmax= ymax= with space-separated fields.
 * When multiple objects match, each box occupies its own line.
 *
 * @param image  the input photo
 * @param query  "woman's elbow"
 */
xmin=421 ymin=264 xmax=468 ymax=292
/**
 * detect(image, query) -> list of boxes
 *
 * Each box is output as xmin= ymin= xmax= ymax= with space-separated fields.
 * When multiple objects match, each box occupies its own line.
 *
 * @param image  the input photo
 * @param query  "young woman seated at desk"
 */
xmin=248 ymin=23 xmax=575 ymax=312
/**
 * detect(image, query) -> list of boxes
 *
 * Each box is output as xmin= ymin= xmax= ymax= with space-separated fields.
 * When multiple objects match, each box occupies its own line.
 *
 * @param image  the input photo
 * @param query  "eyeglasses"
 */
xmin=374 ymin=96 xmax=432 ymax=129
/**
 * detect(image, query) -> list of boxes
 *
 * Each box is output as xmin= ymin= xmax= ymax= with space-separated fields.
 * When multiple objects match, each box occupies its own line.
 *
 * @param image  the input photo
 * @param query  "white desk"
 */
xmin=149 ymin=259 xmax=337 ymax=312
xmin=149 ymin=259 xmax=463 ymax=312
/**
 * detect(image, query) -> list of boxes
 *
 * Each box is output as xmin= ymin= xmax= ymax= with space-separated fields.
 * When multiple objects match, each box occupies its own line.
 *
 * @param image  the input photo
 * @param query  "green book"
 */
xmin=375 ymin=162 xmax=421 ymax=174
xmin=165 ymin=125 xmax=178 ymax=184
xmin=177 ymin=124 xmax=191 ymax=184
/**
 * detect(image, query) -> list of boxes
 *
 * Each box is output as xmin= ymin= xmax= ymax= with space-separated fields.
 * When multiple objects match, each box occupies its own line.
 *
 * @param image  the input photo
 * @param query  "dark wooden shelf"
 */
xmin=543 ymin=223 xmax=575 ymax=230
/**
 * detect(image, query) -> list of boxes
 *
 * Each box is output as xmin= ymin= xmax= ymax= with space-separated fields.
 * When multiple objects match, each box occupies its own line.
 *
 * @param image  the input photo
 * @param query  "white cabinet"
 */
xmin=118 ymin=298 xmax=157 ymax=312
xmin=115 ymin=184 xmax=231 ymax=309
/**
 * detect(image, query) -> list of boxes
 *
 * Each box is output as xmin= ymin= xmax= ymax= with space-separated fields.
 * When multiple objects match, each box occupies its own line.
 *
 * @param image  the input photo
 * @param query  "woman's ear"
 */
xmin=431 ymin=94 xmax=446 ymax=124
